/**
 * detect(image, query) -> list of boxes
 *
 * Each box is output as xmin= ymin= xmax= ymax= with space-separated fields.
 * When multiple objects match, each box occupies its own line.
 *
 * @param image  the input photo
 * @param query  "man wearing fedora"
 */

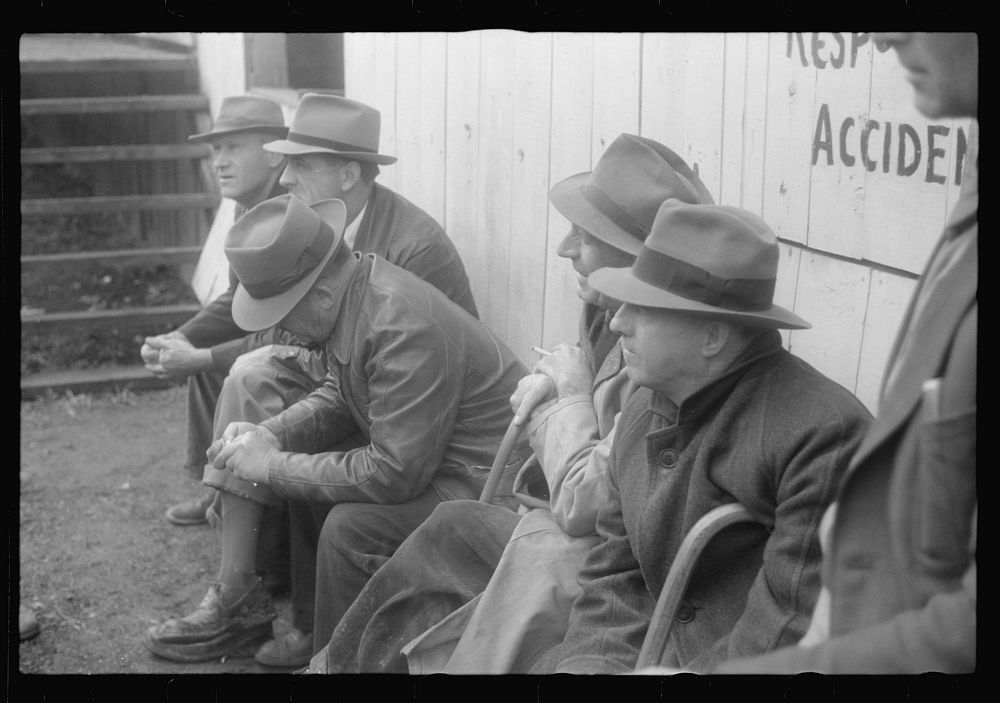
xmin=140 ymin=95 xmax=289 ymax=528
xmin=532 ymin=199 xmax=871 ymax=673
xmin=708 ymin=32 xmax=978 ymax=675
xmin=305 ymin=134 xmax=716 ymax=674
xmin=182 ymin=92 xmax=482 ymax=667
xmin=143 ymin=194 xmax=527 ymax=665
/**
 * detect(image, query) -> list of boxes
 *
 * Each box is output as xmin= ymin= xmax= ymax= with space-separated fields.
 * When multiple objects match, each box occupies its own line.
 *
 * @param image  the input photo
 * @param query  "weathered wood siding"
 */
xmin=340 ymin=31 xmax=974 ymax=413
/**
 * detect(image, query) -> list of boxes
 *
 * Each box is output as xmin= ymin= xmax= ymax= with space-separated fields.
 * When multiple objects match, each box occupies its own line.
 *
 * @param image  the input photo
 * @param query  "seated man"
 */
xmin=142 ymin=194 xmax=527 ymax=664
xmin=537 ymin=199 xmax=871 ymax=673
xmin=307 ymin=133 xmax=714 ymax=674
xmin=140 ymin=95 xmax=288 ymax=527
xmin=706 ymin=31 xmax=977 ymax=675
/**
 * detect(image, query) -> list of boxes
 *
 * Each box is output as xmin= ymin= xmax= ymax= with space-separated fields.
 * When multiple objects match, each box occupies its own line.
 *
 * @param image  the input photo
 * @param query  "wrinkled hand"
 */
xmin=142 ymin=333 xmax=210 ymax=377
xmin=534 ymin=344 xmax=593 ymax=398
xmin=510 ymin=374 xmax=556 ymax=425
xmin=209 ymin=424 xmax=282 ymax=485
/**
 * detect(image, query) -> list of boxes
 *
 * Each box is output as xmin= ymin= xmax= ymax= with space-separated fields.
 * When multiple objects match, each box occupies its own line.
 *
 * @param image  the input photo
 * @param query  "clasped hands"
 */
xmin=207 ymin=422 xmax=283 ymax=485
xmin=510 ymin=343 xmax=594 ymax=425
xmin=141 ymin=331 xmax=212 ymax=378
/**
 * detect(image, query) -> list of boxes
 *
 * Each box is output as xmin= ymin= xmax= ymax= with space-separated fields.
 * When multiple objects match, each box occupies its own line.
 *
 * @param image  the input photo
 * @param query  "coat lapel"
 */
xmin=848 ymin=198 xmax=977 ymax=472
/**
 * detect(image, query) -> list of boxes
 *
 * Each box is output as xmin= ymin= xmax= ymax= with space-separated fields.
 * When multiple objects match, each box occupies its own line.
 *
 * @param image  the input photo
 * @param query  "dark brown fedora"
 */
xmin=588 ymin=199 xmax=810 ymax=329
xmin=549 ymin=133 xmax=713 ymax=255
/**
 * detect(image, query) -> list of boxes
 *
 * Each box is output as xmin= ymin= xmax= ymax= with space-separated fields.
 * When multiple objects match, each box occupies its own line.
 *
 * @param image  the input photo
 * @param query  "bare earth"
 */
xmin=17 ymin=385 xmax=297 ymax=676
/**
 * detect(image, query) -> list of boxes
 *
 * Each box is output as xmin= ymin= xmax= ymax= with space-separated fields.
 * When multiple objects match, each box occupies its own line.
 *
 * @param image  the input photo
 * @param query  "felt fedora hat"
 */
xmin=188 ymin=95 xmax=288 ymax=142
xmin=263 ymin=93 xmax=397 ymax=165
xmin=226 ymin=194 xmax=348 ymax=332
xmin=588 ymin=200 xmax=810 ymax=330
xmin=549 ymin=133 xmax=714 ymax=256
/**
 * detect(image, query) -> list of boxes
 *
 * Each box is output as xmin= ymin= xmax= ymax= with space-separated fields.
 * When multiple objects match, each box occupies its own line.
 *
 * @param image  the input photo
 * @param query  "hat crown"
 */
xmin=225 ymin=194 xmax=328 ymax=287
xmin=288 ymin=93 xmax=382 ymax=153
xmin=588 ymin=133 xmax=714 ymax=233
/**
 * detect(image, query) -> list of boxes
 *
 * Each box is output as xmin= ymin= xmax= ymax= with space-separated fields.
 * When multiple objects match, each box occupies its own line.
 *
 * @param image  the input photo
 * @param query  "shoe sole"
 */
xmin=144 ymin=622 xmax=273 ymax=663
xmin=254 ymin=648 xmax=313 ymax=668
xmin=164 ymin=509 xmax=208 ymax=526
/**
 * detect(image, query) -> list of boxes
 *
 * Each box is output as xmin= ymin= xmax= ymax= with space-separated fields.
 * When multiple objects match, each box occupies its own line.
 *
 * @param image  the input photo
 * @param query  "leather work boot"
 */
xmin=165 ymin=490 xmax=215 ymax=526
xmin=254 ymin=628 xmax=314 ymax=668
xmin=143 ymin=577 xmax=276 ymax=663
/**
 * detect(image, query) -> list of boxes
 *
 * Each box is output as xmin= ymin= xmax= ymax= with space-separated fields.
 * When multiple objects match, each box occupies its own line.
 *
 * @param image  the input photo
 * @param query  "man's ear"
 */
xmin=267 ymin=152 xmax=286 ymax=170
xmin=309 ymin=283 xmax=339 ymax=311
xmin=339 ymin=160 xmax=362 ymax=193
xmin=702 ymin=320 xmax=731 ymax=358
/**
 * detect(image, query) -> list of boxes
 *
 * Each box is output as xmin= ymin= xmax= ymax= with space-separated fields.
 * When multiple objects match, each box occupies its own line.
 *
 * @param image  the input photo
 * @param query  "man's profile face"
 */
xmin=874 ymin=32 xmax=978 ymax=119
xmin=556 ymin=225 xmax=635 ymax=307
xmin=609 ymin=303 xmax=707 ymax=397
xmin=210 ymin=132 xmax=281 ymax=204
xmin=280 ymin=154 xmax=347 ymax=205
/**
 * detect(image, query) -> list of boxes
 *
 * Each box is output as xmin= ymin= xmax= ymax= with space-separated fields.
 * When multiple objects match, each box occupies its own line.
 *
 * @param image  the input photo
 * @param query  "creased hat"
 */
xmin=188 ymin=95 xmax=288 ymax=142
xmin=226 ymin=194 xmax=347 ymax=332
xmin=263 ymin=93 xmax=397 ymax=165
xmin=588 ymin=199 xmax=810 ymax=329
xmin=549 ymin=133 xmax=713 ymax=256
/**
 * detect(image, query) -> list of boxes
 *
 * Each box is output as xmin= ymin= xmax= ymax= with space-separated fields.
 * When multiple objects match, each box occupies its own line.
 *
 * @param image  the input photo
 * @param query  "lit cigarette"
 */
xmin=531 ymin=346 xmax=552 ymax=356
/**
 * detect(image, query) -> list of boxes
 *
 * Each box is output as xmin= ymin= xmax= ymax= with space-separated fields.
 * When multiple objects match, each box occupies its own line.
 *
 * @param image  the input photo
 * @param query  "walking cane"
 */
xmin=478 ymin=417 xmax=526 ymax=505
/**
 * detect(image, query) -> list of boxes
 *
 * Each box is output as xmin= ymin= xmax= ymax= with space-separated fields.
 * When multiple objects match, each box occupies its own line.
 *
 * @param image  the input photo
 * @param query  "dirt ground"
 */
xmin=17 ymin=384 xmax=298 ymax=676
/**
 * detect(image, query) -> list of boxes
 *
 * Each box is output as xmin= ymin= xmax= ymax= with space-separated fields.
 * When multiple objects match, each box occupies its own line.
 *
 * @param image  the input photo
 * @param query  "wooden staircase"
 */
xmin=20 ymin=34 xmax=219 ymax=398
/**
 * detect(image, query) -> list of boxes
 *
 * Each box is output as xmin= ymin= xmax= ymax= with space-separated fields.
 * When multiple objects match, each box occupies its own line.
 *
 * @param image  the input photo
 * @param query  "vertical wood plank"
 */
xmin=786 ymin=250 xmax=871 ymax=394
xmin=474 ymin=30 xmax=517 ymax=340
xmin=592 ymin=33 xmax=640 ymax=163
xmin=773 ymin=242 xmax=802 ymax=349
xmin=505 ymin=32 xmax=554 ymax=364
xmin=393 ymin=33 xmax=447 ymax=225
xmin=343 ymin=33 xmax=377 ymax=110
xmin=762 ymin=33 xmax=815 ymax=245
xmin=804 ymin=33 xmax=872 ymax=259
xmin=369 ymin=33 xmax=398 ymax=192
xmin=444 ymin=31 xmax=483 ymax=315
xmin=641 ymin=33 xmax=725 ymax=201
xmin=542 ymin=32 xmax=595 ymax=350
xmin=855 ymin=270 xmax=918 ymax=413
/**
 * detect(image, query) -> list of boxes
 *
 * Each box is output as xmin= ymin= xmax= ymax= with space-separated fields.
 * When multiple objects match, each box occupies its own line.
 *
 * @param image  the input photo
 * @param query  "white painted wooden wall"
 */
xmin=342 ymin=31 xmax=975 ymax=413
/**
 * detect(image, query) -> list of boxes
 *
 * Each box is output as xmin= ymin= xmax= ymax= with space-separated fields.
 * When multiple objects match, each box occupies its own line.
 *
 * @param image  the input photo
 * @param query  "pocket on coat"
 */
xmin=915 ymin=406 xmax=976 ymax=573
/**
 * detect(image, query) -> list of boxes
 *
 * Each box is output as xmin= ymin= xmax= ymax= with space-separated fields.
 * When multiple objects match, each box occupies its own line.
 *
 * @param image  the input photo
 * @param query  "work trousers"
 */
xmin=321 ymin=500 xmax=520 ymax=673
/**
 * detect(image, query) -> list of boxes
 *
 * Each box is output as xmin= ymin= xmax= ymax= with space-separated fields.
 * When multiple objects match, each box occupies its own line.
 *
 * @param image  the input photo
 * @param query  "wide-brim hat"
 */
xmin=588 ymin=200 xmax=810 ymax=330
xmin=188 ymin=95 xmax=288 ymax=143
xmin=226 ymin=194 xmax=347 ymax=332
xmin=264 ymin=92 xmax=397 ymax=165
xmin=549 ymin=133 xmax=714 ymax=256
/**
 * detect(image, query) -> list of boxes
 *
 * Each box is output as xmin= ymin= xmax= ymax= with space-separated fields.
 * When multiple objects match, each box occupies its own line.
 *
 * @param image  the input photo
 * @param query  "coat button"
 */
xmin=674 ymin=603 xmax=695 ymax=623
xmin=657 ymin=448 xmax=678 ymax=469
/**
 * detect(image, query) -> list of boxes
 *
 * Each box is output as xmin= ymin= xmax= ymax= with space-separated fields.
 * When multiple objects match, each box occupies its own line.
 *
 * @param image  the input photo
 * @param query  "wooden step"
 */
xmin=20 ymin=55 xmax=198 ymax=75
xmin=21 ymin=193 xmax=218 ymax=216
xmin=20 ymin=364 xmax=181 ymax=399
xmin=20 ymin=34 xmax=197 ymax=76
xmin=21 ymin=304 xmax=203 ymax=332
xmin=21 ymin=143 xmax=211 ymax=165
xmin=21 ymin=246 xmax=204 ymax=272
xmin=20 ymin=94 xmax=209 ymax=116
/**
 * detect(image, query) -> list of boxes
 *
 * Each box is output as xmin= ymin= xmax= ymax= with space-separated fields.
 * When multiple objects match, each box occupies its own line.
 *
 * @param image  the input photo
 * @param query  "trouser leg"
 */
xmin=184 ymin=370 xmax=225 ymax=481
xmin=323 ymin=499 xmax=520 ymax=673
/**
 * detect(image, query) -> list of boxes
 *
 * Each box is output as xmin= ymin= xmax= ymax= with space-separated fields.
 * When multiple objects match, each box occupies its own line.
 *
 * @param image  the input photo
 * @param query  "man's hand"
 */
xmin=534 ymin=344 xmax=593 ymax=398
xmin=511 ymin=374 xmax=557 ymax=425
xmin=142 ymin=333 xmax=212 ymax=378
xmin=510 ymin=344 xmax=595 ymax=425
xmin=209 ymin=424 xmax=282 ymax=485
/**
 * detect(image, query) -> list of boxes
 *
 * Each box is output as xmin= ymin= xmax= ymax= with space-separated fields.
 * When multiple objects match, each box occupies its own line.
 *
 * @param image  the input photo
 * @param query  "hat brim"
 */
xmin=231 ymin=198 xmax=348 ymax=332
xmin=549 ymin=172 xmax=644 ymax=256
xmin=263 ymin=138 xmax=398 ymax=165
xmin=188 ymin=126 xmax=289 ymax=143
xmin=588 ymin=266 xmax=811 ymax=330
